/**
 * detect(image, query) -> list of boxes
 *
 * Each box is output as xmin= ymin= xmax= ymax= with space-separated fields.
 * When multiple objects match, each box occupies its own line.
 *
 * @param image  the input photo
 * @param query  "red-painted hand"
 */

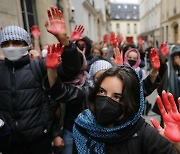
xmin=110 ymin=32 xmax=117 ymax=47
xmin=45 ymin=7 xmax=66 ymax=36
xmin=114 ymin=47 xmax=123 ymax=65
xmin=46 ymin=43 xmax=64 ymax=68
xmin=160 ymin=42 xmax=170 ymax=56
xmin=151 ymin=91 xmax=180 ymax=142
xmin=150 ymin=48 xmax=160 ymax=70
xmin=31 ymin=25 xmax=41 ymax=38
xmin=70 ymin=25 xmax=85 ymax=41
xmin=103 ymin=34 xmax=109 ymax=43
xmin=116 ymin=34 xmax=123 ymax=45
xmin=138 ymin=36 xmax=143 ymax=46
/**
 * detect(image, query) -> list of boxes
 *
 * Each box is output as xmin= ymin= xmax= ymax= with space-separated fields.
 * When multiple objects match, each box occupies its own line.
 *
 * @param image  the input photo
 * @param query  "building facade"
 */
xmin=0 ymin=0 xmax=110 ymax=51
xmin=110 ymin=2 xmax=140 ymax=44
xmin=139 ymin=0 xmax=161 ymax=47
xmin=139 ymin=0 xmax=180 ymax=45
xmin=161 ymin=0 xmax=180 ymax=44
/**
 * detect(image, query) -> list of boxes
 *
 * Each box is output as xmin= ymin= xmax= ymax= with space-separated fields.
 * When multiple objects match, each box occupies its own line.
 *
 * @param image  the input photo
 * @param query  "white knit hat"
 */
xmin=88 ymin=60 xmax=112 ymax=87
xmin=0 ymin=25 xmax=31 ymax=46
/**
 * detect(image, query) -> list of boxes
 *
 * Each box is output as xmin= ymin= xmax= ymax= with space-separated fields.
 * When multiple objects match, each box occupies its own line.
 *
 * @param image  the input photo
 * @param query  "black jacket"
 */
xmin=43 ymin=76 xmax=87 ymax=134
xmin=0 ymin=43 xmax=81 ymax=144
xmin=105 ymin=118 xmax=176 ymax=154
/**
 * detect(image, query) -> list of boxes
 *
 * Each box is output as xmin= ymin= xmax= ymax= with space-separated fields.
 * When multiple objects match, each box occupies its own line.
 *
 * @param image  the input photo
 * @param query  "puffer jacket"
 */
xmin=0 ymin=43 xmax=82 ymax=143
xmin=0 ymin=56 xmax=53 ymax=143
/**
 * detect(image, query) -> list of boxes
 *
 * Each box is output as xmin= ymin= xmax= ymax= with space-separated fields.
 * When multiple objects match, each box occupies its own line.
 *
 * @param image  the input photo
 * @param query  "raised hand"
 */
xmin=31 ymin=25 xmax=41 ymax=38
xmin=110 ymin=32 xmax=117 ymax=47
xmin=151 ymin=91 xmax=180 ymax=142
xmin=45 ymin=7 xmax=66 ymax=36
xmin=112 ymin=47 xmax=123 ymax=65
xmin=46 ymin=43 xmax=64 ymax=68
xmin=116 ymin=34 xmax=123 ymax=45
xmin=70 ymin=25 xmax=84 ymax=41
xmin=150 ymin=48 xmax=160 ymax=70
xmin=138 ymin=36 xmax=143 ymax=46
xmin=160 ymin=42 xmax=170 ymax=56
xmin=103 ymin=34 xmax=109 ymax=43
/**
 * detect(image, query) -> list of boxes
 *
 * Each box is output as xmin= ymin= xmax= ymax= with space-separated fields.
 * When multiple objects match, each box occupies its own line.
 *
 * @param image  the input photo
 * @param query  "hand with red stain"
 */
xmin=151 ymin=91 xmax=180 ymax=143
xmin=70 ymin=25 xmax=85 ymax=41
xmin=46 ymin=43 xmax=64 ymax=68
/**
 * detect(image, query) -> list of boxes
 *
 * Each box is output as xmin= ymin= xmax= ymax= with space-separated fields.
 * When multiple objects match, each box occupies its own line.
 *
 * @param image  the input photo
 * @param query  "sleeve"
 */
xmin=43 ymin=75 xmax=84 ymax=103
xmin=57 ymin=42 xmax=82 ymax=82
xmin=143 ymin=74 xmax=161 ymax=97
xmin=142 ymin=124 xmax=177 ymax=154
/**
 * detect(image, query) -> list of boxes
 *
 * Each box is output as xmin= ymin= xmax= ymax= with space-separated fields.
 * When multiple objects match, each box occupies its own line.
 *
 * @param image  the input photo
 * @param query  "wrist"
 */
xmin=150 ymin=69 xmax=159 ymax=77
xmin=56 ymin=34 xmax=69 ymax=45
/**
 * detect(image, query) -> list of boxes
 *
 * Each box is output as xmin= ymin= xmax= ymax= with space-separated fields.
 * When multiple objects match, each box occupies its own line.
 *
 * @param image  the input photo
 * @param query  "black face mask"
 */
xmin=77 ymin=44 xmax=85 ymax=51
xmin=94 ymin=96 xmax=123 ymax=126
xmin=128 ymin=60 xmax=136 ymax=67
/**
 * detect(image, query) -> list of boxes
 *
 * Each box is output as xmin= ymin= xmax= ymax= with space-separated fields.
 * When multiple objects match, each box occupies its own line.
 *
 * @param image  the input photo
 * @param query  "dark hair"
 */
xmin=88 ymin=66 xmax=140 ymax=124
xmin=91 ymin=45 xmax=103 ymax=56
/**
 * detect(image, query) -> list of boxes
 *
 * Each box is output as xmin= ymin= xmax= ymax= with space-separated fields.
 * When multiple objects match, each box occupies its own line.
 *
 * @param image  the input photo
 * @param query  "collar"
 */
xmin=5 ymin=55 xmax=30 ymax=69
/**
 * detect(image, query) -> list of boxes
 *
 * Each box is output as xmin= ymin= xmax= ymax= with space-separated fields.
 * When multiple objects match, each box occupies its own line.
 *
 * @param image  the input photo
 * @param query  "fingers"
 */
xmin=52 ymin=44 xmax=55 ymax=53
xmin=156 ymin=95 xmax=167 ymax=117
xmin=152 ymin=56 xmax=160 ymax=70
xmin=47 ymin=10 xmax=53 ymax=20
xmin=59 ymin=46 xmax=64 ymax=55
xmin=151 ymin=118 xmax=162 ymax=130
xmin=168 ymin=93 xmax=178 ymax=113
xmin=47 ymin=45 xmax=51 ymax=55
xmin=162 ymin=90 xmax=172 ymax=112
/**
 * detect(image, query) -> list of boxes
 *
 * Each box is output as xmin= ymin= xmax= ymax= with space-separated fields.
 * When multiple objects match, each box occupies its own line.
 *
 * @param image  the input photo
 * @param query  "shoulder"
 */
xmin=142 ymin=123 xmax=176 ymax=153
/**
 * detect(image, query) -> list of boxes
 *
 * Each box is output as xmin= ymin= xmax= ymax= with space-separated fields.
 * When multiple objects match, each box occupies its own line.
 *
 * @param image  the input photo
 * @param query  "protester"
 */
xmin=152 ymin=44 xmax=180 ymax=125
xmin=124 ymin=48 xmax=146 ymax=80
xmin=73 ymin=66 xmax=176 ymax=153
xmin=0 ymin=7 xmax=82 ymax=154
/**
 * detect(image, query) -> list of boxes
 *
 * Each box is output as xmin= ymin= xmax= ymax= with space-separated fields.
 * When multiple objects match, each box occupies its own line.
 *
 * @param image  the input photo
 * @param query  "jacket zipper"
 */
xmin=11 ymin=65 xmax=18 ymax=131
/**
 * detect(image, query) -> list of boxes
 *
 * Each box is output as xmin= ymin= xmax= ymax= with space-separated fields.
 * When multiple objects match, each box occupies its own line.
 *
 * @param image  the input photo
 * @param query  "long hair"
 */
xmin=88 ymin=66 xmax=140 ymax=124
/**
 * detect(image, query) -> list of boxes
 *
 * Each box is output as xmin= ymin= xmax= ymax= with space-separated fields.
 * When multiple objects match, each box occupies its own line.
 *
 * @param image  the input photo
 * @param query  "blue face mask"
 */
xmin=94 ymin=95 xmax=123 ymax=126
xmin=1 ymin=46 xmax=29 ymax=61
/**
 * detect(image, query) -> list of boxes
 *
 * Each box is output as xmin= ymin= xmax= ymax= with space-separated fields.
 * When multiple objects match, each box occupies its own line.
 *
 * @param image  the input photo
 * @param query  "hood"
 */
xmin=124 ymin=48 xmax=141 ymax=69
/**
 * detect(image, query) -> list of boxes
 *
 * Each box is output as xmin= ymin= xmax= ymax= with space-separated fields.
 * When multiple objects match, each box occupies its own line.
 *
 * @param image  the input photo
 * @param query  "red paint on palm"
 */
xmin=70 ymin=25 xmax=85 ymax=41
xmin=157 ymin=91 xmax=180 ymax=142
xmin=114 ymin=47 xmax=123 ymax=65
xmin=150 ymin=48 xmax=160 ymax=69
xmin=138 ymin=36 xmax=143 ymax=46
xmin=46 ymin=43 xmax=64 ymax=68
xmin=103 ymin=34 xmax=109 ymax=43
xmin=31 ymin=25 xmax=41 ymax=38
xmin=160 ymin=42 xmax=170 ymax=56
xmin=45 ymin=7 xmax=66 ymax=36
xmin=110 ymin=32 xmax=117 ymax=47
xmin=116 ymin=34 xmax=123 ymax=44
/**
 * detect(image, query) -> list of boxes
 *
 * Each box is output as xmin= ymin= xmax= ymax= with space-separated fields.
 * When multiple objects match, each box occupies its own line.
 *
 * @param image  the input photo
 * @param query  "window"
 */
xmin=134 ymin=24 xmax=137 ymax=34
xmin=116 ymin=23 xmax=120 ymax=33
xmin=124 ymin=5 xmax=127 ymax=9
xmin=115 ymin=14 xmax=120 ymax=19
xmin=126 ymin=14 xmax=130 ymax=19
xmin=118 ymin=5 xmax=121 ymax=9
xmin=133 ymin=15 xmax=137 ymax=19
xmin=127 ymin=23 xmax=130 ymax=34
xmin=21 ymin=0 xmax=37 ymax=33
xmin=134 ymin=6 xmax=137 ymax=9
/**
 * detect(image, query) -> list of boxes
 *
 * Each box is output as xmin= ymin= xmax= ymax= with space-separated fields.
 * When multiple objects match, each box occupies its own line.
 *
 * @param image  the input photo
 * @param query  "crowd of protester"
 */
xmin=0 ymin=6 xmax=179 ymax=154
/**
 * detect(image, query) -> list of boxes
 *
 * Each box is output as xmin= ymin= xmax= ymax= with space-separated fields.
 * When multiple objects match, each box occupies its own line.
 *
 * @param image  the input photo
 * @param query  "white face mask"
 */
xmin=1 ymin=46 xmax=29 ymax=61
